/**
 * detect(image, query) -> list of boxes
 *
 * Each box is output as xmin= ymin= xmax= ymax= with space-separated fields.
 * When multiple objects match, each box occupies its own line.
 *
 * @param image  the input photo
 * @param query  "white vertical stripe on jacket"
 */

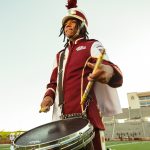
xmin=52 ymin=41 xmax=122 ymax=121
xmin=52 ymin=48 xmax=69 ymax=121
xmin=91 ymin=41 xmax=122 ymax=117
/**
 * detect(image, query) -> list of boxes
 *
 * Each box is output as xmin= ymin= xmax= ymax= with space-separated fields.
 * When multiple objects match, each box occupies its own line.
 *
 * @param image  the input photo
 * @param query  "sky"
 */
xmin=0 ymin=0 xmax=150 ymax=131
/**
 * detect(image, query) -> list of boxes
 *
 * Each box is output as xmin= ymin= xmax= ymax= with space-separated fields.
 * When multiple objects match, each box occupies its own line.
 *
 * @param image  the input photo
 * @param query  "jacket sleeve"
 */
xmin=90 ymin=40 xmax=123 ymax=88
xmin=103 ymin=60 xmax=123 ymax=88
xmin=43 ymin=54 xmax=59 ymax=100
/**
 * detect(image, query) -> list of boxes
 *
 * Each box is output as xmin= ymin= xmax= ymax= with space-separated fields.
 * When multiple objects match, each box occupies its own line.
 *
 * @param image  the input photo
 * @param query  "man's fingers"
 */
xmin=40 ymin=96 xmax=53 ymax=113
xmin=87 ymin=62 xmax=95 ymax=69
xmin=88 ymin=73 xmax=95 ymax=81
xmin=87 ymin=62 xmax=113 ymax=84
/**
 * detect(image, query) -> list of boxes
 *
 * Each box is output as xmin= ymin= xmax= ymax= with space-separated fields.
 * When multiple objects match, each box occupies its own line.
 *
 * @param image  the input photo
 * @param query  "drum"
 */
xmin=14 ymin=118 xmax=95 ymax=150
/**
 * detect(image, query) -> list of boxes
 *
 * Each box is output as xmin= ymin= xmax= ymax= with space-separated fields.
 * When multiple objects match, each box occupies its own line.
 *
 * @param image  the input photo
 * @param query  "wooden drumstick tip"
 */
xmin=39 ymin=107 xmax=47 ymax=113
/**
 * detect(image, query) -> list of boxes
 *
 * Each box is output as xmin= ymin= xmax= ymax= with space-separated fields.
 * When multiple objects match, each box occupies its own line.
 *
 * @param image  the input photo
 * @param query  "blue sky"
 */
xmin=0 ymin=0 xmax=150 ymax=131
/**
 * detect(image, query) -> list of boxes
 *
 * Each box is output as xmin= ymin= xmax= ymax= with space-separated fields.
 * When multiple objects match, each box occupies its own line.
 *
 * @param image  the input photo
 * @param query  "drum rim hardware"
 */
xmin=14 ymin=118 xmax=95 ymax=150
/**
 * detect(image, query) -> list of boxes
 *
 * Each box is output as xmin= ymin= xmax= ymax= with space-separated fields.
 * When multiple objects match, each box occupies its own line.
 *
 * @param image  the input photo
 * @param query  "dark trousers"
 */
xmin=92 ymin=128 xmax=104 ymax=150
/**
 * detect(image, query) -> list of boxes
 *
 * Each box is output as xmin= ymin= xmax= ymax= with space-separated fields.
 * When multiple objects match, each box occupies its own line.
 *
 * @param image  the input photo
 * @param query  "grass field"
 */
xmin=1 ymin=141 xmax=150 ymax=150
xmin=106 ymin=141 xmax=150 ymax=150
xmin=0 ymin=144 xmax=10 ymax=150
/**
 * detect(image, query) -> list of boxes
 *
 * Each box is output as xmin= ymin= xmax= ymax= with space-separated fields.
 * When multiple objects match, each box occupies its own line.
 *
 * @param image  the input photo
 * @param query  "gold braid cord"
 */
xmin=80 ymin=49 xmax=106 ymax=112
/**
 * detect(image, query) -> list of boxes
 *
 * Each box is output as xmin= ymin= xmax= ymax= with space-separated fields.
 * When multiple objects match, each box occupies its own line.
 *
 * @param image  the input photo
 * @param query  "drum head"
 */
xmin=14 ymin=118 xmax=91 ymax=148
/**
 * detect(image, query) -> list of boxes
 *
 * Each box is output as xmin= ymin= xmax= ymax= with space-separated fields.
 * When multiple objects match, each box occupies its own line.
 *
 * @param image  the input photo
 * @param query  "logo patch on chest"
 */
xmin=76 ymin=46 xmax=86 ymax=51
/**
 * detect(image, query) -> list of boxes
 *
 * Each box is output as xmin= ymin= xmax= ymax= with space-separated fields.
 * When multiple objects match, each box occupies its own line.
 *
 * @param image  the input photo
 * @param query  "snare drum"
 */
xmin=14 ymin=118 xmax=95 ymax=150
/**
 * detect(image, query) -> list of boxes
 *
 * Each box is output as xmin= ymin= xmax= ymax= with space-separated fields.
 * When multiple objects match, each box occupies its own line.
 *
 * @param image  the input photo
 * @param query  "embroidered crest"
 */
xmin=76 ymin=46 xmax=86 ymax=51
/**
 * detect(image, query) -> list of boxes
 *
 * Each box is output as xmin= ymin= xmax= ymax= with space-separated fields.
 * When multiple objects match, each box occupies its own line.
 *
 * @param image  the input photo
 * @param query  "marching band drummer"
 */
xmin=40 ymin=0 xmax=123 ymax=150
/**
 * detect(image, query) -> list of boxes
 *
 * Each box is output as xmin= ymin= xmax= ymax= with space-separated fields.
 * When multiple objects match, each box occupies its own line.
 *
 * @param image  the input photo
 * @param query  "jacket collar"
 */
xmin=68 ymin=37 xmax=84 ymax=46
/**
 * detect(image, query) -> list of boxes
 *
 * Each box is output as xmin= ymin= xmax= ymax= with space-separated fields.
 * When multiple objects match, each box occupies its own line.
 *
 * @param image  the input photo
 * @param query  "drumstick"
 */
xmin=39 ymin=106 xmax=49 ymax=113
xmin=80 ymin=49 xmax=105 ymax=112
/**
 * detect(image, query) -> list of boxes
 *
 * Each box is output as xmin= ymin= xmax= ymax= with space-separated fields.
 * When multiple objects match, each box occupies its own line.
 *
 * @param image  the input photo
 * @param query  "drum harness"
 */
xmin=58 ymin=49 xmax=105 ymax=120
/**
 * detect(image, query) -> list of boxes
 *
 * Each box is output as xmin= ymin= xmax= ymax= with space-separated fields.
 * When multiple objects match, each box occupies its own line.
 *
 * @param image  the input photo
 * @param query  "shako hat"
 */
xmin=62 ymin=0 xmax=88 ymax=28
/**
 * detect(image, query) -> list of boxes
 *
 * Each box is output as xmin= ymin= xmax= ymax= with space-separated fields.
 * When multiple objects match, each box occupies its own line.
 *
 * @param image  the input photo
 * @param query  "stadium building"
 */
xmin=104 ymin=91 xmax=150 ymax=141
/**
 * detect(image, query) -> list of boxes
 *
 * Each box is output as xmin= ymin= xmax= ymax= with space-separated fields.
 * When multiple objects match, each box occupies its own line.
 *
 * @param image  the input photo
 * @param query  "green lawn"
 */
xmin=106 ymin=141 xmax=150 ymax=150
xmin=1 ymin=141 xmax=150 ymax=150
xmin=0 ymin=144 xmax=10 ymax=150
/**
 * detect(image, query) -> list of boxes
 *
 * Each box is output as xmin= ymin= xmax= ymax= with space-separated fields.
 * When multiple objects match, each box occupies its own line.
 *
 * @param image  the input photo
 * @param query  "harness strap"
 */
xmin=58 ymin=51 xmax=65 ymax=107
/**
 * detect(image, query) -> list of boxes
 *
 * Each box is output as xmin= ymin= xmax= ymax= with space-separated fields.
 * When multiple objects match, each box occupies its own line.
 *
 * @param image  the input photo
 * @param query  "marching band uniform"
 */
xmin=41 ymin=1 xmax=123 ymax=149
xmin=43 ymin=38 xmax=123 ymax=149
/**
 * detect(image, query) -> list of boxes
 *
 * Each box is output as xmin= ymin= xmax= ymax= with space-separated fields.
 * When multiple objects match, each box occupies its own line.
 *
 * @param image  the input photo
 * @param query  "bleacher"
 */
xmin=103 ymin=116 xmax=113 ymax=122
xmin=141 ymin=107 xmax=150 ymax=117
xmin=114 ymin=108 xmax=129 ymax=119
xmin=143 ymin=122 xmax=150 ymax=137
xmin=104 ymin=106 xmax=150 ymax=140
xmin=104 ymin=122 xmax=114 ymax=139
xmin=129 ymin=108 xmax=141 ymax=119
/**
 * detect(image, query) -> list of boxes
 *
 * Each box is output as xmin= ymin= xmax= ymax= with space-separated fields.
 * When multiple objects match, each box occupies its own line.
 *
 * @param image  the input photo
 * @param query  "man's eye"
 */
xmin=72 ymin=20 xmax=77 ymax=23
xmin=64 ymin=20 xmax=77 ymax=26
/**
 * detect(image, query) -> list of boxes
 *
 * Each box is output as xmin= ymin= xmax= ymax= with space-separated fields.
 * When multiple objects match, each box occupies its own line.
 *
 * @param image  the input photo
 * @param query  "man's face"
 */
xmin=64 ymin=19 xmax=78 ymax=38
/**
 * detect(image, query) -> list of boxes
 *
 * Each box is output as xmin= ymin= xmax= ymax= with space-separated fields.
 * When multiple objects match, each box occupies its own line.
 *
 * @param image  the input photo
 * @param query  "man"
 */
xmin=40 ymin=5 xmax=123 ymax=150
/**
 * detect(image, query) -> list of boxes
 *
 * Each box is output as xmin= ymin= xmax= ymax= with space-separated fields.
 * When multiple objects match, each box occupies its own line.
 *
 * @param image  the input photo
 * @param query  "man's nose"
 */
xmin=66 ymin=21 xmax=72 ymax=27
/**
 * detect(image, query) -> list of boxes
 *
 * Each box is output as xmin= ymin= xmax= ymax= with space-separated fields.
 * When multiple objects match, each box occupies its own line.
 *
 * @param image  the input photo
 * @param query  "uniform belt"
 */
xmin=60 ymin=113 xmax=87 ymax=119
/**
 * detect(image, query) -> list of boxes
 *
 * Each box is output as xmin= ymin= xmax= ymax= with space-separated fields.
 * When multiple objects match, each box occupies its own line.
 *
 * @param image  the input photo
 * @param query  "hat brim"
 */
xmin=62 ymin=15 xmax=87 ymax=28
xmin=62 ymin=16 xmax=76 ymax=25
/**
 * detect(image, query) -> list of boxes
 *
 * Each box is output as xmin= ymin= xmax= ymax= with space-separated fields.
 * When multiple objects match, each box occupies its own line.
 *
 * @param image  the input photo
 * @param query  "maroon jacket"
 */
xmin=44 ymin=38 xmax=123 ymax=129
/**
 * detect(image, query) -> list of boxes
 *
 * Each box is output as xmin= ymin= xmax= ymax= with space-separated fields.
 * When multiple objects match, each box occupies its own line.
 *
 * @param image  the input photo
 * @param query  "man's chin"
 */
xmin=66 ymin=35 xmax=74 ymax=39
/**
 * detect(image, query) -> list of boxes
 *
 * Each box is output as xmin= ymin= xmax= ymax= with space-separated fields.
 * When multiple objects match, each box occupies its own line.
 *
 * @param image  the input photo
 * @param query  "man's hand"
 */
xmin=87 ymin=62 xmax=114 ymax=84
xmin=39 ymin=96 xmax=53 ymax=113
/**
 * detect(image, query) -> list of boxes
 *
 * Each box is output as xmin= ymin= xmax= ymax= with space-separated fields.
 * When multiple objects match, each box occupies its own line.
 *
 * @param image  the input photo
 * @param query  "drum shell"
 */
xmin=14 ymin=118 xmax=95 ymax=150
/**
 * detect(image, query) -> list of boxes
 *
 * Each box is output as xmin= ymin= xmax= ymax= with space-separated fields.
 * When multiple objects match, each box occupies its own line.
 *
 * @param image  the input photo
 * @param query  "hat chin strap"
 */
xmin=69 ymin=21 xmax=85 ymax=41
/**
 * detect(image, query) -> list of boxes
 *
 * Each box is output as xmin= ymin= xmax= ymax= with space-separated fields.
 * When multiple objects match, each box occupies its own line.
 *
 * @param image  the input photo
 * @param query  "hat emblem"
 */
xmin=69 ymin=9 xmax=76 ymax=15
